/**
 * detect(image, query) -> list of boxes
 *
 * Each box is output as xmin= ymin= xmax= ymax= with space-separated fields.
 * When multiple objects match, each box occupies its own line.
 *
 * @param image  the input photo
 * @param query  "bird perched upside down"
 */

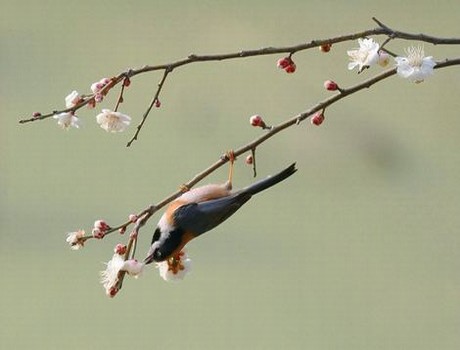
xmin=144 ymin=159 xmax=297 ymax=266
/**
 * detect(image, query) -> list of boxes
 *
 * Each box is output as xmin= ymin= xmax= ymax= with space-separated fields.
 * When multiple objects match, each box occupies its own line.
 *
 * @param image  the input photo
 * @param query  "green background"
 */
xmin=2 ymin=1 xmax=459 ymax=349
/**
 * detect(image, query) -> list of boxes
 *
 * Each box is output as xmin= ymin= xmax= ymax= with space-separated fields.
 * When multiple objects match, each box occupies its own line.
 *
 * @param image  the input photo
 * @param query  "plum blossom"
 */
xmin=66 ymin=230 xmax=85 ymax=250
xmin=65 ymin=90 xmax=81 ymax=108
xmin=53 ymin=112 xmax=80 ymax=129
xmin=123 ymin=259 xmax=144 ymax=277
xmin=395 ymin=46 xmax=436 ymax=83
xmin=347 ymin=38 xmax=380 ymax=72
xmin=156 ymin=250 xmax=192 ymax=282
xmin=100 ymin=254 xmax=144 ymax=297
xmin=95 ymin=109 xmax=131 ymax=132
xmin=100 ymin=253 xmax=125 ymax=297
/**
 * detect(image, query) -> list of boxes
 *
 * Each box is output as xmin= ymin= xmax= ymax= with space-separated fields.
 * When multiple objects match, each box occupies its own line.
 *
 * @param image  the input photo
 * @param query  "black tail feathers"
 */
xmin=242 ymin=162 xmax=297 ymax=196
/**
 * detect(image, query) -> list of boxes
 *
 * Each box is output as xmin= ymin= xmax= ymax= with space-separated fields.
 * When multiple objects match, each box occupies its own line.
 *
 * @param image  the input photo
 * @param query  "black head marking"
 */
xmin=152 ymin=227 xmax=185 ymax=262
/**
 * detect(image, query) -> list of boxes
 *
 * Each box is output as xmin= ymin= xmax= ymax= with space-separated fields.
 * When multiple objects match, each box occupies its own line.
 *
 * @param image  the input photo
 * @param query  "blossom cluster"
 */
xmin=347 ymin=38 xmax=435 ymax=83
xmin=66 ymin=218 xmax=192 ymax=297
xmin=53 ymin=78 xmax=132 ymax=132
xmin=98 ymin=248 xmax=191 ymax=297
xmin=274 ymin=38 xmax=435 ymax=85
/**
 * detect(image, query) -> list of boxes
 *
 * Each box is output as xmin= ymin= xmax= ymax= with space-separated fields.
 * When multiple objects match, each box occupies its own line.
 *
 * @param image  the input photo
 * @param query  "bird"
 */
xmin=143 ymin=157 xmax=297 ymax=265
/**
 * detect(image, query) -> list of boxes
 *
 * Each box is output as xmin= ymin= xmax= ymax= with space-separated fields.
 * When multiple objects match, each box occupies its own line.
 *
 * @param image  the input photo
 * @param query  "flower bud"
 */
xmin=94 ymin=93 xmax=103 ymax=103
xmin=107 ymin=286 xmax=118 ymax=298
xmin=87 ymin=98 xmax=96 ymax=109
xmin=94 ymin=220 xmax=110 ymax=232
xmin=319 ymin=43 xmax=332 ymax=53
xmin=155 ymin=99 xmax=161 ymax=108
xmin=99 ymin=77 xmax=111 ymax=85
xmin=284 ymin=63 xmax=296 ymax=73
xmin=32 ymin=112 xmax=42 ymax=118
xmin=92 ymin=228 xmax=105 ymax=239
xmin=91 ymin=82 xmax=103 ymax=94
xmin=114 ymin=244 xmax=127 ymax=255
xmin=249 ymin=115 xmax=266 ymax=128
xmin=378 ymin=50 xmax=390 ymax=67
xmin=245 ymin=154 xmax=253 ymax=165
xmin=311 ymin=112 xmax=325 ymax=126
xmin=324 ymin=80 xmax=339 ymax=91
xmin=277 ymin=57 xmax=292 ymax=69
xmin=123 ymin=77 xmax=131 ymax=87
xmin=128 ymin=214 xmax=138 ymax=223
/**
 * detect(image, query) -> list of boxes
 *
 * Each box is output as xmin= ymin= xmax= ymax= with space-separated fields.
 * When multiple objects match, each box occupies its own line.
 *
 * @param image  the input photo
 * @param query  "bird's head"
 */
xmin=144 ymin=226 xmax=187 ymax=264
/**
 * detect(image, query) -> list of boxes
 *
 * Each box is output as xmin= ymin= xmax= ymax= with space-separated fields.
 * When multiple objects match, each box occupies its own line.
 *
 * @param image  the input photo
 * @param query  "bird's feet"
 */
xmin=224 ymin=150 xmax=235 ymax=190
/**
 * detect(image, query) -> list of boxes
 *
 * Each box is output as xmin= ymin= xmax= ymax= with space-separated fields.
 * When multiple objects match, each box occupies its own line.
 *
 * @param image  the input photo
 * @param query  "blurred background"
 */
xmin=2 ymin=1 xmax=459 ymax=349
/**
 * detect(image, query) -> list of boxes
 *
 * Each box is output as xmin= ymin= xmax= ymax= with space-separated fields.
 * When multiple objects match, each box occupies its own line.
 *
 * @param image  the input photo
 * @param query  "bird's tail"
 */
xmin=242 ymin=162 xmax=297 ymax=196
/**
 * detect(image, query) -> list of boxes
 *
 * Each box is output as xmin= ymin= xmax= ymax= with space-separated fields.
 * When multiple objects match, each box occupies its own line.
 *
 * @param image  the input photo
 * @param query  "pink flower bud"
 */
xmin=311 ymin=112 xmax=325 ymax=126
xmin=94 ymin=220 xmax=110 ymax=232
xmin=92 ymin=228 xmax=105 ymax=239
xmin=319 ymin=43 xmax=332 ymax=53
xmin=87 ymin=99 xmax=96 ymax=109
xmin=277 ymin=56 xmax=297 ymax=74
xmin=123 ymin=77 xmax=131 ymax=87
xmin=129 ymin=231 xmax=138 ymax=239
xmin=154 ymin=99 xmax=161 ymax=108
xmin=284 ymin=63 xmax=296 ymax=74
xmin=128 ymin=214 xmax=138 ymax=223
xmin=107 ymin=286 xmax=118 ymax=298
xmin=324 ymin=80 xmax=339 ymax=91
xmin=99 ymin=77 xmax=111 ymax=85
xmin=32 ymin=112 xmax=42 ymax=118
xmin=94 ymin=93 xmax=103 ymax=103
xmin=114 ymin=244 xmax=127 ymax=255
xmin=277 ymin=57 xmax=292 ymax=69
xmin=119 ymin=226 xmax=126 ymax=234
xmin=245 ymin=154 xmax=254 ymax=165
xmin=249 ymin=115 xmax=266 ymax=128
xmin=91 ymin=82 xmax=104 ymax=94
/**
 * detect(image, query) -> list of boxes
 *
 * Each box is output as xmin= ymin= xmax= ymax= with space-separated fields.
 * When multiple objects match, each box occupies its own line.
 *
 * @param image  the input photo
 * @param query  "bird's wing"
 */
xmin=173 ymin=192 xmax=252 ymax=236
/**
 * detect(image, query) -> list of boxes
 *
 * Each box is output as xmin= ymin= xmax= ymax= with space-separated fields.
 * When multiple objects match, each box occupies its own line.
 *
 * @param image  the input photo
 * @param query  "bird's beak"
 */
xmin=143 ymin=253 xmax=155 ymax=265
xmin=143 ymin=242 xmax=159 ymax=265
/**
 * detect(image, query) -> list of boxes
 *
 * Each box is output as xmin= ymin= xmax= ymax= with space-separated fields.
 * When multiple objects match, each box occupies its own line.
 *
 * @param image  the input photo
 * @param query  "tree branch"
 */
xmin=19 ymin=17 xmax=460 ymax=146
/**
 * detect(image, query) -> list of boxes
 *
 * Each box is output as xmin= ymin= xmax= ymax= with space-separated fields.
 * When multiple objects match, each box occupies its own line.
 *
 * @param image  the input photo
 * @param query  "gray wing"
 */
xmin=173 ymin=192 xmax=252 ymax=236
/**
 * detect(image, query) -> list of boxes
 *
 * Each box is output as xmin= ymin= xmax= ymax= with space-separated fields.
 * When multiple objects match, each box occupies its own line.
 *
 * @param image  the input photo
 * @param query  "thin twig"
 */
xmin=126 ymin=68 xmax=170 ymax=147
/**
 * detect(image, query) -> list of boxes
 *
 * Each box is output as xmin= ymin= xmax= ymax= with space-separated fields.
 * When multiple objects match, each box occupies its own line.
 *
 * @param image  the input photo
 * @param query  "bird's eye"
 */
xmin=153 ymin=249 xmax=163 ymax=261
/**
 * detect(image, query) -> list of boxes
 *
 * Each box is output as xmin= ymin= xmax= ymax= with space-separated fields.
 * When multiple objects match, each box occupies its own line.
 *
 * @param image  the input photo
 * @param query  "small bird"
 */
xmin=144 ymin=158 xmax=297 ymax=265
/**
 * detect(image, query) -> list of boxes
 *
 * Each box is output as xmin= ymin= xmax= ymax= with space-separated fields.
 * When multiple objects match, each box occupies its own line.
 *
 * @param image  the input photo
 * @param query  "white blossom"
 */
xmin=347 ymin=38 xmax=380 ymax=72
xmin=66 ymin=230 xmax=85 ymax=250
xmin=53 ymin=112 xmax=80 ymax=130
xmin=65 ymin=90 xmax=81 ymax=108
xmin=156 ymin=250 xmax=192 ymax=282
xmin=95 ymin=109 xmax=131 ymax=133
xmin=123 ymin=260 xmax=144 ymax=277
xmin=395 ymin=46 xmax=436 ymax=83
xmin=100 ymin=255 xmax=144 ymax=297
xmin=100 ymin=253 xmax=125 ymax=296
